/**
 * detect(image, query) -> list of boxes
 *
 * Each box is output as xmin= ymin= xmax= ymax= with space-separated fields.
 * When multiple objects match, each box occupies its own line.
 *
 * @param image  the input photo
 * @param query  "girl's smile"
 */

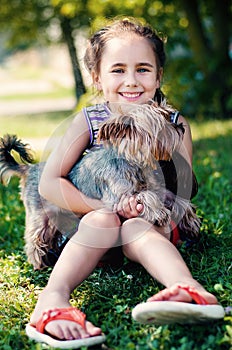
xmin=93 ymin=35 xmax=162 ymax=104
xmin=118 ymin=92 xmax=143 ymax=102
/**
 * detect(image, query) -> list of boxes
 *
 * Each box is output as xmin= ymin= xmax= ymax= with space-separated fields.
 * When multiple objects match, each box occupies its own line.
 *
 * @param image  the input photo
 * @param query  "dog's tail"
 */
xmin=0 ymin=134 xmax=34 ymax=185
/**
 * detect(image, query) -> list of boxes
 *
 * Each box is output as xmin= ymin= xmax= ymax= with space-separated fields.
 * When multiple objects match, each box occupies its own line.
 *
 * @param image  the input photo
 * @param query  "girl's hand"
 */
xmin=115 ymin=194 xmax=143 ymax=219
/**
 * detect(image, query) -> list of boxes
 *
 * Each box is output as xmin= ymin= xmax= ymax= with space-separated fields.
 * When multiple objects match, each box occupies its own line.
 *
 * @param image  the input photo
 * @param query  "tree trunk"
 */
xmin=177 ymin=0 xmax=211 ymax=74
xmin=60 ymin=16 xmax=86 ymax=102
xmin=210 ymin=0 xmax=232 ymax=118
xmin=177 ymin=0 xmax=232 ymax=118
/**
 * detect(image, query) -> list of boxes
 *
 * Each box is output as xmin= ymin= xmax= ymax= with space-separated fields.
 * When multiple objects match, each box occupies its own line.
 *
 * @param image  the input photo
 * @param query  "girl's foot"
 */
xmin=30 ymin=290 xmax=102 ymax=340
xmin=147 ymin=283 xmax=218 ymax=304
xmin=132 ymin=283 xmax=225 ymax=325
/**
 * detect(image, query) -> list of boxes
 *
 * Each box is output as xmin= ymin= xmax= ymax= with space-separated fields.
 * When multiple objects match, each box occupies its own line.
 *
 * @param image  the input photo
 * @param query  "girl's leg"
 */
xmin=30 ymin=210 xmax=121 ymax=340
xmin=121 ymin=218 xmax=217 ymax=304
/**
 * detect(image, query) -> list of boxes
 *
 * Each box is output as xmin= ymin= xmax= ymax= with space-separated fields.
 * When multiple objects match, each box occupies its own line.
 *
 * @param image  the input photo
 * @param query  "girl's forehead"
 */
xmin=103 ymin=35 xmax=155 ymax=59
xmin=106 ymin=34 xmax=150 ymax=47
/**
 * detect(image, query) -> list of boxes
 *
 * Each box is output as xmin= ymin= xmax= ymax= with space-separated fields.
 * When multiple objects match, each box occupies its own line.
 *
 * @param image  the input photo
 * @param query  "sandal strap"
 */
xmin=177 ymin=286 xmax=209 ymax=305
xmin=36 ymin=307 xmax=86 ymax=333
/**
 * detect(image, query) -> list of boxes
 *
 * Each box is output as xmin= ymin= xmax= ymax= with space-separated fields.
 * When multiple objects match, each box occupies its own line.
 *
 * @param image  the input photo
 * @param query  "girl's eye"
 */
xmin=137 ymin=67 xmax=150 ymax=73
xmin=111 ymin=68 xmax=124 ymax=73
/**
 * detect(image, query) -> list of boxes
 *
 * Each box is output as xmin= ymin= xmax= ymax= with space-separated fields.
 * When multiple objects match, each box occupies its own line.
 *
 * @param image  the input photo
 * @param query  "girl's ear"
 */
xmin=92 ymin=72 xmax=102 ymax=91
xmin=156 ymin=68 xmax=163 ymax=88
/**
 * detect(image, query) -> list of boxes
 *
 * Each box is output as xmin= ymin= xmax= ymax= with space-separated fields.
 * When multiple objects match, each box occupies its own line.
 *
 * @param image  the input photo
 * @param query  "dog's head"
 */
xmin=97 ymin=103 xmax=184 ymax=168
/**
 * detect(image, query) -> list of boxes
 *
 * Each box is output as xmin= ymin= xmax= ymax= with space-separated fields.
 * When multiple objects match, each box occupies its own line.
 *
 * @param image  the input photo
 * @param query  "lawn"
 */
xmin=0 ymin=110 xmax=73 ymax=139
xmin=0 ymin=112 xmax=231 ymax=350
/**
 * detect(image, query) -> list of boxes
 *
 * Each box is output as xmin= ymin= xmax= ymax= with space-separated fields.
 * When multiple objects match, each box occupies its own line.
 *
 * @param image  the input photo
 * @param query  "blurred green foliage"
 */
xmin=0 ymin=0 xmax=231 ymax=118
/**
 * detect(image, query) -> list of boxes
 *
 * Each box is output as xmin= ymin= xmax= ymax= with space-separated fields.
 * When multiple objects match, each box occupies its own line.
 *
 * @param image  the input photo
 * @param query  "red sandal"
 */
xmin=26 ymin=307 xmax=106 ymax=349
xmin=132 ymin=285 xmax=225 ymax=325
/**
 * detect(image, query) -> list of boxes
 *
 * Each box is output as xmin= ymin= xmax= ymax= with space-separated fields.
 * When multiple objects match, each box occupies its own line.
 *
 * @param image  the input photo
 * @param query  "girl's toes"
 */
xmin=86 ymin=321 xmax=102 ymax=336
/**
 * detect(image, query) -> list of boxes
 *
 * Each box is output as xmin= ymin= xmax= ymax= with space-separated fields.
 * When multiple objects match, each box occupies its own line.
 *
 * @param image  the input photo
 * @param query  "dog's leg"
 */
xmin=24 ymin=211 xmax=64 ymax=269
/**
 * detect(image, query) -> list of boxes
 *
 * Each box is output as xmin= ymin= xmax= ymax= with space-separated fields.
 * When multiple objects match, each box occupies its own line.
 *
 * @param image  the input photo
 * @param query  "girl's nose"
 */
xmin=124 ymin=73 xmax=138 ymax=87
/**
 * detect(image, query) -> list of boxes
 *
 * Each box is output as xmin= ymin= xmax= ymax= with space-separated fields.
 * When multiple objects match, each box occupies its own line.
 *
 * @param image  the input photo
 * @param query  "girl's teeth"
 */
xmin=122 ymin=93 xmax=140 ymax=98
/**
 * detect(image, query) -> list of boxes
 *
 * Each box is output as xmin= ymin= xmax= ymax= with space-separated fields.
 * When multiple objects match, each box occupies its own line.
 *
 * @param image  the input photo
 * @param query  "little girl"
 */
xmin=27 ymin=18 xmax=224 ymax=348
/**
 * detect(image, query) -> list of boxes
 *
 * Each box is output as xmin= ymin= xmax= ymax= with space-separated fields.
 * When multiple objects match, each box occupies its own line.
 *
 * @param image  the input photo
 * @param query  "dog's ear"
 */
xmin=98 ymin=114 xmax=155 ymax=166
xmin=154 ymin=125 xmax=183 ymax=161
xmin=97 ymin=115 xmax=135 ymax=145
xmin=147 ymin=105 xmax=184 ymax=161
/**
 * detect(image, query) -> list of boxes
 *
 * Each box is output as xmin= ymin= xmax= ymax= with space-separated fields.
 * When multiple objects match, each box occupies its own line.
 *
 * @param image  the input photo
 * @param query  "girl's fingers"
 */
xmin=136 ymin=202 xmax=143 ymax=212
xmin=117 ymin=195 xmax=143 ymax=218
xmin=116 ymin=194 xmax=126 ymax=212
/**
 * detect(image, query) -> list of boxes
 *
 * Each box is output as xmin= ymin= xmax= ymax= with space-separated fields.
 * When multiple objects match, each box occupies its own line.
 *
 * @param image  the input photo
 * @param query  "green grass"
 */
xmin=1 ymin=88 xmax=73 ymax=101
xmin=0 ymin=115 xmax=232 ymax=350
xmin=0 ymin=111 xmax=73 ymax=138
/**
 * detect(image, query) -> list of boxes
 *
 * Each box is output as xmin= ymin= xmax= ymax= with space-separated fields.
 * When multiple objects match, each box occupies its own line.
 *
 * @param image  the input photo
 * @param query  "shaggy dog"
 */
xmin=0 ymin=103 xmax=200 ymax=269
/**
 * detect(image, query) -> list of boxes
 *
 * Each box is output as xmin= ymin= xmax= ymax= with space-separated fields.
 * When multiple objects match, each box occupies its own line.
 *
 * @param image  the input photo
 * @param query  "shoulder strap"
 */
xmin=83 ymin=103 xmax=110 ymax=151
xmin=170 ymin=111 xmax=180 ymax=124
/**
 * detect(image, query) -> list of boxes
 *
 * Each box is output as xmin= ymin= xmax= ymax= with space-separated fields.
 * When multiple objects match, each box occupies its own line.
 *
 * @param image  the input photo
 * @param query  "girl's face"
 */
xmin=92 ymin=35 xmax=162 ymax=104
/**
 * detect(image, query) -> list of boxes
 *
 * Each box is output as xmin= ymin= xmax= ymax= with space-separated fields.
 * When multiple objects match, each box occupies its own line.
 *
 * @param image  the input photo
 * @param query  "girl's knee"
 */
xmin=121 ymin=218 xmax=170 ymax=257
xmin=81 ymin=210 xmax=121 ymax=229
xmin=73 ymin=210 xmax=121 ymax=249
xmin=121 ymin=218 xmax=154 ymax=245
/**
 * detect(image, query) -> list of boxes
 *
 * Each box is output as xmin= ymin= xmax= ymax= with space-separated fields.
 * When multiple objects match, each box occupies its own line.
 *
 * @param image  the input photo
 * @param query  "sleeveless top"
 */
xmin=83 ymin=103 xmax=198 ymax=200
xmin=83 ymin=103 xmax=111 ymax=152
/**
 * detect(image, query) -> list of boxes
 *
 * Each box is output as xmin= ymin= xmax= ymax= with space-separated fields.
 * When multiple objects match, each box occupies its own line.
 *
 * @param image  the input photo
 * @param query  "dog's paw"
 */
xmin=137 ymin=191 xmax=171 ymax=226
xmin=155 ymin=208 xmax=171 ymax=226
xmin=141 ymin=205 xmax=171 ymax=226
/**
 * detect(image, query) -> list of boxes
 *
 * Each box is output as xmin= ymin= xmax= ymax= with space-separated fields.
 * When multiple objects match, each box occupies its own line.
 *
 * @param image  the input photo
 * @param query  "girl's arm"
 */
xmin=39 ymin=112 xmax=103 ymax=214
